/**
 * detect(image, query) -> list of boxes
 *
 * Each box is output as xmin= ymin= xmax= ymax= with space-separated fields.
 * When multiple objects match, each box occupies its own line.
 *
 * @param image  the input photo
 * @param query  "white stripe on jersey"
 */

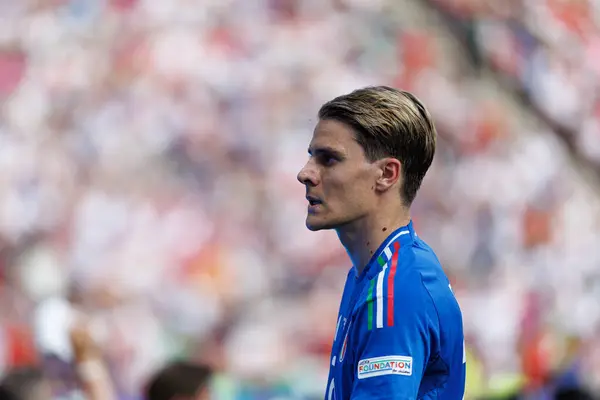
xmin=375 ymin=260 xmax=388 ymax=328
xmin=374 ymin=232 xmax=408 ymax=329
xmin=334 ymin=315 xmax=342 ymax=342
xmin=383 ymin=247 xmax=392 ymax=259
xmin=375 ymin=231 xmax=410 ymax=328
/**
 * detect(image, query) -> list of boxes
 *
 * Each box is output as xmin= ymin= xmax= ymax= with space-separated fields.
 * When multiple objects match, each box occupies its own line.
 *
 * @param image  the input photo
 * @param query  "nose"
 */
xmin=297 ymin=162 xmax=318 ymax=187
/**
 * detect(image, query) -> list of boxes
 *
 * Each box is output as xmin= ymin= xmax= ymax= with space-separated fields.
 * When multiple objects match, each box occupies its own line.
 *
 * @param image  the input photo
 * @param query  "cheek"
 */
xmin=324 ymin=169 xmax=373 ymax=204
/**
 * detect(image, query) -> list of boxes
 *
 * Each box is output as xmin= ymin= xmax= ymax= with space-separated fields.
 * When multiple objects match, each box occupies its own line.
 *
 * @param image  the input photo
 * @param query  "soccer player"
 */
xmin=297 ymin=86 xmax=466 ymax=400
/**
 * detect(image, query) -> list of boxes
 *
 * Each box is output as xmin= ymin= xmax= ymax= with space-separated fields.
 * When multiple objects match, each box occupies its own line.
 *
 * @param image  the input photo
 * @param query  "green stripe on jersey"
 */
xmin=377 ymin=255 xmax=386 ymax=267
xmin=367 ymin=279 xmax=375 ymax=330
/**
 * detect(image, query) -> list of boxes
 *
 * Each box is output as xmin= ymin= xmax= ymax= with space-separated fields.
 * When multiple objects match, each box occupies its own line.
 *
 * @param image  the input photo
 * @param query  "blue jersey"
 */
xmin=325 ymin=222 xmax=466 ymax=400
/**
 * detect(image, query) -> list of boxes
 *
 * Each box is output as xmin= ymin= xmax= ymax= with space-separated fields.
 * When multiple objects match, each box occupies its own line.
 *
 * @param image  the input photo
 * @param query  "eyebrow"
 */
xmin=307 ymin=146 xmax=345 ymax=158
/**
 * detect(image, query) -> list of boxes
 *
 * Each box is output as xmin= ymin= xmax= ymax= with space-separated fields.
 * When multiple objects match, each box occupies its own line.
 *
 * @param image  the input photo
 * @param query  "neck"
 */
xmin=336 ymin=207 xmax=411 ymax=276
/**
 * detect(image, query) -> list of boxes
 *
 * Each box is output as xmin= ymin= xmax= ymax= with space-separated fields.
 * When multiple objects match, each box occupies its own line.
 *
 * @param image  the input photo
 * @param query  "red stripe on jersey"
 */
xmin=387 ymin=242 xmax=400 ymax=327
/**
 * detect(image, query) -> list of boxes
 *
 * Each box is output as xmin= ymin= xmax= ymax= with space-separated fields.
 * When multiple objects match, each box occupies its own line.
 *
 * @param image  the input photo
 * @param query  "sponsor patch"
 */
xmin=357 ymin=355 xmax=413 ymax=379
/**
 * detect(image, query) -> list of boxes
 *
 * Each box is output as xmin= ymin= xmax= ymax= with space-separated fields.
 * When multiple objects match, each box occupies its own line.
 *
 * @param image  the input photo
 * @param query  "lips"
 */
xmin=306 ymin=195 xmax=322 ymax=206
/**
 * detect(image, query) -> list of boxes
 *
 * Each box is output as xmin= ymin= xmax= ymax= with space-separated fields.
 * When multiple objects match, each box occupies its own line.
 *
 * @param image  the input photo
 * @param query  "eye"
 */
xmin=319 ymin=154 xmax=338 ymax=166
xmin=318 ymin=153 xmax=340 ymax=167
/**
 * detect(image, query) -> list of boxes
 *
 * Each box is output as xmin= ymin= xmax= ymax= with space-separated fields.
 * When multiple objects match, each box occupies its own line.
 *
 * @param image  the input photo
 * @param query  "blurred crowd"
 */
xmin=0 ymin=0 xmax=600 ymax=399
xmin=429 ymin=0 xmax=600 ymax=171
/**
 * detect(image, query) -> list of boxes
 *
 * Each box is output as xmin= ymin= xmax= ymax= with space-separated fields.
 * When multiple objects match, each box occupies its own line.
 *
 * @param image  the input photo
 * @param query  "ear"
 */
xmin=374 ymin=158 xmax=402 ymax=192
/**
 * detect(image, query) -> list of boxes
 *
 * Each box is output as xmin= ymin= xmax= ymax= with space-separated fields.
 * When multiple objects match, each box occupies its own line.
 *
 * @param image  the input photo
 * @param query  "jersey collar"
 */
xmin=354 ymin=220 xmax=417 ymax=280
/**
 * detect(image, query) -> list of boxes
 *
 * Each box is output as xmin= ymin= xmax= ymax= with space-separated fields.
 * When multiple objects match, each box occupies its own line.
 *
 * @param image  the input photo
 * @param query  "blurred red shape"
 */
xmin=109 ymin=0 xmax=138 ymax=12
xmin=0 ymin=50 xmax=26 ymax=98
xmin=5 ymin=324 xmax=38 ymax=367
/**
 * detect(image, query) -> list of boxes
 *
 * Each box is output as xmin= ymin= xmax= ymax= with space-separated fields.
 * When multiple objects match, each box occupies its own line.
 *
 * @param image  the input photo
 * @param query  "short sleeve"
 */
xmin=349 ymin=292 xmax=433 ymax=400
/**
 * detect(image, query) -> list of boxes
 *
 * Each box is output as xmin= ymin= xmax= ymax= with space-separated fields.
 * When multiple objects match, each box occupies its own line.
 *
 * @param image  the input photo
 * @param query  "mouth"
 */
xmin=306 ymin=196 xmax=322 ymax=207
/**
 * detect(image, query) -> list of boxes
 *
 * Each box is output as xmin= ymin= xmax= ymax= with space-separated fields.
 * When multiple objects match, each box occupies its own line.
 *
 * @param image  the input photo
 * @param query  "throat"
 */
xmin=353 ymin=242 xmax=378 ymax=277
xmin=337 ymin=214 xmax=411 ymax=276
xmin=340 ymin=230 xmax=393 ymax=277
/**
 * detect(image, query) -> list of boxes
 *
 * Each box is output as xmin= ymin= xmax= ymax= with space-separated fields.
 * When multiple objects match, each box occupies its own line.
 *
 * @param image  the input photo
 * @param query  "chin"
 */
xmin=305 ymin=216 xmax=344 ymax=231
xmin=305 ymin=219 xmax=326 ymax=231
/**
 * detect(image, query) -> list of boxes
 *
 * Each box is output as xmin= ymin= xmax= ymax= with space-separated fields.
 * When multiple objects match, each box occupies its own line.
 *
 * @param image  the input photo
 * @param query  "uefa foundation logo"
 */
xmin=357 ymin=355 xmax=413 ymax=379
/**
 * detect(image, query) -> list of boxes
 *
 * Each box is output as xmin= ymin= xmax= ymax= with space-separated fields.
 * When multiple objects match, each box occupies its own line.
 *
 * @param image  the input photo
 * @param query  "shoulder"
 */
xmin=352 ymin=262 xmax=431 ymax=331
xmin=404 ymin=239 xmax=449 ymax=291
xmin=390 ymin=238 xmax=449 ymax=305
xmin=353 ymin=239 xmax=457 ymax=329
xmin=408 ymin=239 xmax=463 ymax=329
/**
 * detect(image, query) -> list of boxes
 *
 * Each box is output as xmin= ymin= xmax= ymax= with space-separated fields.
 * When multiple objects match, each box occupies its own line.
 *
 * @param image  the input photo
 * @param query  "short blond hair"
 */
xmin=318 ymin=86 xmax=436 ymax=205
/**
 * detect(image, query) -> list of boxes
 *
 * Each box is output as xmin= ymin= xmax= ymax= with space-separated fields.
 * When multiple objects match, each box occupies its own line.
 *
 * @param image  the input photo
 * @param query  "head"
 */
xmin=145 ymin=361 xmax=213 ymax=400
xmin=554 ymin=387 xmax=595 ymax=400
xmin=0 ymin=367 xmax=51 ymax=400
xmin=297 ymin=86 xmax=436 ymax=231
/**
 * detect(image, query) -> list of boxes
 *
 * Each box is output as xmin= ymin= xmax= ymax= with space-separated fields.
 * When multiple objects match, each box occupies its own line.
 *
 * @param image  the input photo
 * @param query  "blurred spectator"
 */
xmin=70 ymin=323 xmax=116 ymax=400
xmin=0 ymin=367 xmax=50 ymax=400
xmin=554 ymin=387 xmax=596 ymax=400
xmin=145 ymin=361 xmax=213 ymax=400
xmin=428 ymin=0 xmax=600 ymax=170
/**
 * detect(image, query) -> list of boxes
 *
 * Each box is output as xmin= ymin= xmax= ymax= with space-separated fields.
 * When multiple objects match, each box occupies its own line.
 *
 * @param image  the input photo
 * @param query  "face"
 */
xmin=297 ymin=119 xmax=380 ymax=231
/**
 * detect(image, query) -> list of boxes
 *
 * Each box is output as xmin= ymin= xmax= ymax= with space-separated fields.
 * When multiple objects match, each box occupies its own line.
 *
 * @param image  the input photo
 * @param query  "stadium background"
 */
xmin=1 ymin=0 xmax=600 ymax=398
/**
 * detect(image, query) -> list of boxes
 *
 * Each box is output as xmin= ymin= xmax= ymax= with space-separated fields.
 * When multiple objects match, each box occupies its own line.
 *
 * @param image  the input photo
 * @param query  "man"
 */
xmin=0 ymin=367 xmax=51 ymax=400
xmin=145 ymin=361 xmax=213 ymax=400
xmin=70 ymin=323 xmax=116 ymax=400
xmin=297 ymin=86 xmax=466 ymax=399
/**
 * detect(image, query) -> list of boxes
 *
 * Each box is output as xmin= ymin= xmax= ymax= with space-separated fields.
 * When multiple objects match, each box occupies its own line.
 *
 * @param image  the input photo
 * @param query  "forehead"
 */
xmin=308 ymin=119 xmax=362 ymax=155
